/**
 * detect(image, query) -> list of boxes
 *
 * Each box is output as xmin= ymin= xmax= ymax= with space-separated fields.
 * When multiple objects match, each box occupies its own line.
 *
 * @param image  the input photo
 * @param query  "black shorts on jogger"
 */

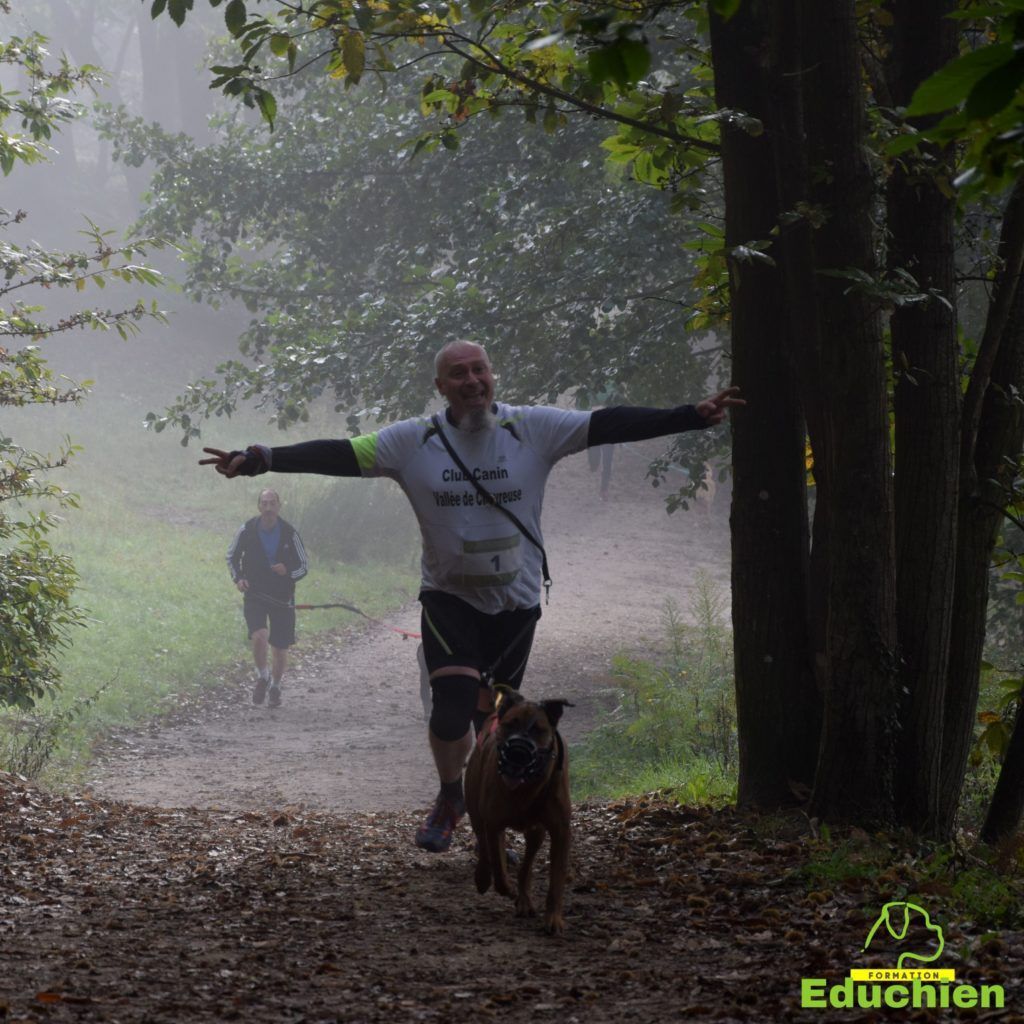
xmin=243 ymin=593 xmax=296 ymax=649
xmin=418 ymin=589 xmax=540 ymax=689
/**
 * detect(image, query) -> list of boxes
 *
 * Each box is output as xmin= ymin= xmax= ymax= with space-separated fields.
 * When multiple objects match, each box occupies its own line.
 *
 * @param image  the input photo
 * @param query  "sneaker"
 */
xmin=267 ymin=684 xmax=282 ymax=709
xmin=252 ymin=677 xmax=269 ymax=706
xmin=415 ymin=794 xmax=465 ymax=853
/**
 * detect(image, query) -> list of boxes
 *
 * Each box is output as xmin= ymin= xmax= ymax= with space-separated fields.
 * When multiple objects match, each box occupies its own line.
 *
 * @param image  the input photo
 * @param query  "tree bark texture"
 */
xmin=709 ymin=0 xmax=820 ymax=807
xmin=802 ymin=0 xmax=898 ymax=825
xmin=886 ymin=0 xmax=960 ymax=835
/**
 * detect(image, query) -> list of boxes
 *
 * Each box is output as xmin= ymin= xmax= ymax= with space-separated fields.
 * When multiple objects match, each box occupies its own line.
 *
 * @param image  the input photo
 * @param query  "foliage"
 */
xmin=895 ymin=1 xmax=1024 ymax=197
xmin=0 ymin=685 xmax=106 ymax=777
xmin=0 ymin=19 xmax=101 ymax=175
xmin=571 ymin=576 xmax=736 ymax=799
xmin=150 ymin=0 xmax=722 ymax=158
xmin=97 ymin=62 xmax=722 ymax=444
xmin=0 ymin=24 xmax=165 ymax=709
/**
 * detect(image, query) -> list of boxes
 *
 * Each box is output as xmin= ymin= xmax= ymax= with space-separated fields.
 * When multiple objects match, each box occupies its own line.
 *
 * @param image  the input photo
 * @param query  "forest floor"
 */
xmin=2 ymin=444 xmax=1022 ymax=1022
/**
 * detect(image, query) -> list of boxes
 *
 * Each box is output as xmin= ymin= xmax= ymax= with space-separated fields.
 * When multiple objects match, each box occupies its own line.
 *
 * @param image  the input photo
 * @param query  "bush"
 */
xmin=571 ymin=572 xmax=737 ymax=800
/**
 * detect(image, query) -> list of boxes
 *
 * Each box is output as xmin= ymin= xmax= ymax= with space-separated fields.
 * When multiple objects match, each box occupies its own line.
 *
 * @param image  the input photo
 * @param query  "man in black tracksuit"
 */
xmin=227 ymin=488 xmax=308 ymax=707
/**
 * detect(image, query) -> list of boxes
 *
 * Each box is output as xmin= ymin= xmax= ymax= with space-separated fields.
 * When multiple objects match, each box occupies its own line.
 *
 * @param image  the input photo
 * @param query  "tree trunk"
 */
xmin=940 ymin=181 xmax=1024 ymax=834
xmin=802 ymin=0 xmax=898 ymax=825
xmin=709 ymin=0 xmax=820 ymax=808
xmin=767 ymin=0 xmax=831 ymax=709
xmin=886 ymin=0 xmax=960 ymax=835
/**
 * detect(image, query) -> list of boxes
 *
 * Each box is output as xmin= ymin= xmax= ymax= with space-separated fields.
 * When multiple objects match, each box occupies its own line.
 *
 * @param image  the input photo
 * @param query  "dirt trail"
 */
xmin=88 ymin=442 xmax=731 ymax=814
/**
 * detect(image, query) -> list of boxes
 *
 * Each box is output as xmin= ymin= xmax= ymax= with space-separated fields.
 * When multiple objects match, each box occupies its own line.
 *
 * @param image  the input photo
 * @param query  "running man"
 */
xmin=227 ymin=488 xmax=308 ymax=708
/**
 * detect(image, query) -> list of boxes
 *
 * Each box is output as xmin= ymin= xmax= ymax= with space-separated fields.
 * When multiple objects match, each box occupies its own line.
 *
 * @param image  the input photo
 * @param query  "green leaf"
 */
xmin=167 ymin=0 xmax=191 ymax=27
xmin=588 ymin=39 xmax=651 ymax=90
xmin=965 ymin=52 xmax=1024 ymax=121
xmin=906 ymin=42 xmax=1016 ymax=116
xmin=151 ymin=0 xmax=169 ymax=18
xmin=354 ymin=2 xmax=375 ymax=31
xmin=225 ymin=0 xmax=248 ymax=38
xmin=254 ymin=88 xmax=277 ymax=128
xmin=269 ymin=33 xmax=291 ymax=57
xmin=342 ymin=31 xmax=366 ymax=83
xmin=711 ymin=0 xmax=741 ymax=18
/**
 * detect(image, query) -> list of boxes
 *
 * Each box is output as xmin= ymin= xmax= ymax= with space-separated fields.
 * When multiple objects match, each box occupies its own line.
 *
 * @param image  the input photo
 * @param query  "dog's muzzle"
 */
xmin=497 ymin=733 xmax=553 ymax=785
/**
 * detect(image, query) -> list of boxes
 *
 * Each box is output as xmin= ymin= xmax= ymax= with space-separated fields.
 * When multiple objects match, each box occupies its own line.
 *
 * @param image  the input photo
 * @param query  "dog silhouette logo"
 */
xmin=862 ymin=901 xmax=945 ymax=969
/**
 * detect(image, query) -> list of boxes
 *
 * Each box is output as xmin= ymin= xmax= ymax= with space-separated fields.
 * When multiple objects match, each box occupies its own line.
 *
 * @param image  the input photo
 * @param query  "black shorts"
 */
xmin=419 ymin=590 xmax=539 ymax=689
xmin=243 ymin=593 xmax=296 ymax=649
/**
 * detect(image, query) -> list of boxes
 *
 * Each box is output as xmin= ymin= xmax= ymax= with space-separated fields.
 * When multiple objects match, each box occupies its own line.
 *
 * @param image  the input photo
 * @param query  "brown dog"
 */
xmin=464 ymin=689 xmax=572 ymax=934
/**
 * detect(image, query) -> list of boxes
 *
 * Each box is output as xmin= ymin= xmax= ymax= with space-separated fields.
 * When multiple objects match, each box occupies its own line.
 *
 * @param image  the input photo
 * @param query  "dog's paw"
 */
xmin=543 ymin=911 xmax=565 ymax=936
xmin=515 ymin=894 xmax=536 ymax=918
xmin=474 ymin=861 xmax=492 ymax=894
xmin=493 ymin=874 xmax=514 ymax=899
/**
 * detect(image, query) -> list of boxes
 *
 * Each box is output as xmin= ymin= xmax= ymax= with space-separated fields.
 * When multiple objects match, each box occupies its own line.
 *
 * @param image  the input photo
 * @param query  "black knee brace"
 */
xmin=428 ymin=673 xmax=480 ymax=741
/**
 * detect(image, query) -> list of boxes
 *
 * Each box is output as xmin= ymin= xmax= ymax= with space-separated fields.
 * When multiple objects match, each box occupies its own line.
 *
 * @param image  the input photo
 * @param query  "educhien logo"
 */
xmin=801 ymin=901 xmax=1005 ymax=1011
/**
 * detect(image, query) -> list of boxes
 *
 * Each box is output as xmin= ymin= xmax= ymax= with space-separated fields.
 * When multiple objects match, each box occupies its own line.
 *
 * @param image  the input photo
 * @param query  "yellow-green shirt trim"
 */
xmin=350 ymin=433 xmax=378 ymax=472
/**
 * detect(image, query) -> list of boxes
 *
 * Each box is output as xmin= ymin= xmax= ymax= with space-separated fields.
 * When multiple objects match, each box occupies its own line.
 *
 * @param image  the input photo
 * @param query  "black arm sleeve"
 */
xmin=269 ymin=439 xmax=361 ymax=477
xmin=587 ymin=405 xmax=707 ymax=447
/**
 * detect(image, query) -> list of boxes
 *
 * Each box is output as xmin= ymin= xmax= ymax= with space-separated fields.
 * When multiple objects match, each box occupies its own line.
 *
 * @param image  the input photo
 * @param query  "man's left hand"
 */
xmin=270 ymin=563 xmax=287 ymax=576
xmin=695 ymin=386 xmax=745 ymax=426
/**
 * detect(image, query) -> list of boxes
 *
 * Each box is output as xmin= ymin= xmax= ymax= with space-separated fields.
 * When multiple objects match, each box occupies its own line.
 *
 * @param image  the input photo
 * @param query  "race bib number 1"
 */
xmin=457 ymin=530 xmax=522 ymax=588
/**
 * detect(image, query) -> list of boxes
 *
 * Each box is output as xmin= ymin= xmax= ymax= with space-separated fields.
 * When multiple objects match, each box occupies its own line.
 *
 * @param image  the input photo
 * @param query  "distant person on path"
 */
xmin=579 ymin=387 xmax=622 ymax=501
xmin=227 ymin=489 xmax=309 ymax=708
xmin=588 ymin=443 xmax=615 ymax=500
xmin=202 ymin=341 xmax=743 ymax=850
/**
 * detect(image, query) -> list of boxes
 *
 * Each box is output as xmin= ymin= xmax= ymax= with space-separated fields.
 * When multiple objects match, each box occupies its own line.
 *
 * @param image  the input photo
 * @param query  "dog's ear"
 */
xmin=540 ymin=699 xmax=573 ymax=728
xmin=494 ymin=685 xmax=524 ymax=719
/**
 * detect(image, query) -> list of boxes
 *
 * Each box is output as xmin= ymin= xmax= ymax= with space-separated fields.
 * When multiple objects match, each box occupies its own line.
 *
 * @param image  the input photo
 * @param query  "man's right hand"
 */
xmin=200 ymin=446 xmax=268 ymax=478
xmin=236 ymin=578 xmax=249 ymax=592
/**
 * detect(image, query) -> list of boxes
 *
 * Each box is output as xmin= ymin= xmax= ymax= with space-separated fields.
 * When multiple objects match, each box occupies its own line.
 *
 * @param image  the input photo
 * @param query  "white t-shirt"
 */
xmin=350 ymin=403 xmax=590 ymax=613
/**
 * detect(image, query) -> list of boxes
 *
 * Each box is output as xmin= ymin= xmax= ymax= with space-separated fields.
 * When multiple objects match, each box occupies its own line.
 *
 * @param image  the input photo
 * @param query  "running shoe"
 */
xmin=267 ymin=684 xmax=282 ymax=709
xmin=252 ymin=677 xmax=269 ymax=706
xmin=415 ymin=794 xmax=465 ymax=853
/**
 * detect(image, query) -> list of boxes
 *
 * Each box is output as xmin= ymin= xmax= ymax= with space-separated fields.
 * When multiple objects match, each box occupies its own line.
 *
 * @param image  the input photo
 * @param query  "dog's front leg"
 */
xmin=515 ymin=825 xmax=544 ymax=918
xmin=486 ymin=825 xmax=513 ymax=898
xmin=544 ymin=823 xmax=570 ymax=935
xmin=472 ymin=820 xmax=492 ymax=894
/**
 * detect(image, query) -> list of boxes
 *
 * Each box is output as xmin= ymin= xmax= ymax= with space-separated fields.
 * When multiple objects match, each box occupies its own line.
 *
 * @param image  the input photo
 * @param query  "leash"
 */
xmin=479 ymin=606 xmax=542 ymax=688
xmin=246 ymin=590 xmax=421 ymax=640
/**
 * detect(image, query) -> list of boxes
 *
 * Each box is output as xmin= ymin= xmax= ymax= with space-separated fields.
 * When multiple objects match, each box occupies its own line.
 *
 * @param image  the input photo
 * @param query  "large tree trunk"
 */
xmin=802 ymin=0 xmax=898 ymax=825
xmin=885 ymin=0 xmax=960 ymax=835
xmin=940 ymin=182 xmax=1024 ymax=835
xmin=709 ymin=0 xmax=820 ymax=808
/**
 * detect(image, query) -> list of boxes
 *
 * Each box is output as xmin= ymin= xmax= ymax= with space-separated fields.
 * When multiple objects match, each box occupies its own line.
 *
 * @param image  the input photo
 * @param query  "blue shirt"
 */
xmin=258 ymin=521 xmax=281 ymax=564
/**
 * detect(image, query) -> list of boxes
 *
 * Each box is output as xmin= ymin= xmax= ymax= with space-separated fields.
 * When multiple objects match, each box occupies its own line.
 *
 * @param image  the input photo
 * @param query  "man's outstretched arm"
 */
xmin=587 ymin=387 xmax=744 ymax=446
xmin=200 ymin=439 xmax=360 ymax=478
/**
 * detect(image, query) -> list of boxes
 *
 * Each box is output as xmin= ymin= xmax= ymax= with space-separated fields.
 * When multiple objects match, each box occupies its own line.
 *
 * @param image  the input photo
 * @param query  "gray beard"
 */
xmin=457 ymin=405 xmax=497 ymax=433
